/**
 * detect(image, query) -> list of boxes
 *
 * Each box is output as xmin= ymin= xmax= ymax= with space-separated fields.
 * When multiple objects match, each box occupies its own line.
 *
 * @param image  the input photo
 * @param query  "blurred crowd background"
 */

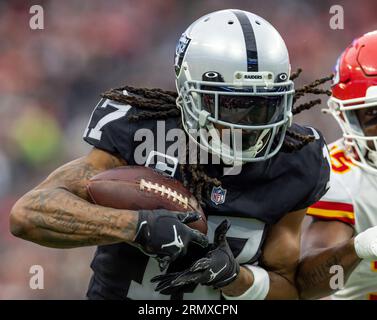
xmin=1 ymin=0 xmax=376 ymax=299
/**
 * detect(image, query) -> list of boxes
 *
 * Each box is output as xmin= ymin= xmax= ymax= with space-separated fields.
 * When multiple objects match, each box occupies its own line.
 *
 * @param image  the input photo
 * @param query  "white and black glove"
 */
xmin=133 ymin=210 xmax=209 ymax=271
xmin=151 ymin=219 xmax=240 ymax=294
xmin=354 ymin=225 xmax=377 ymax=261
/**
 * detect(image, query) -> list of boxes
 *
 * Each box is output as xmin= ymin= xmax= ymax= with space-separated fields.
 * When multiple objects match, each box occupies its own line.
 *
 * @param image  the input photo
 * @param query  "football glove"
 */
xmin=133 ymin=210 xmax=209 ymax=271
xmin=151 ymin=219 xmax=239 ymax=294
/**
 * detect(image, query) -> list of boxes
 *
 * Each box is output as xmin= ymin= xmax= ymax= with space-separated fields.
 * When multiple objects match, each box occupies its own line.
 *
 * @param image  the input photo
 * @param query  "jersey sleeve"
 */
xmin=307 ymin=165 xmax=355 ymax=225
xmin=83 ymin=98 xmax=137 ymax=164
xmin=290 ymin=126 xmax=331 ymax=212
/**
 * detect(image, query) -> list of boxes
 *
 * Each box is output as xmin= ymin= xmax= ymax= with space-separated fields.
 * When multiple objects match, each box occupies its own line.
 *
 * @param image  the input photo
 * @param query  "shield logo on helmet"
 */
xmin=211 ymin=186 xmax=227 ymax=205
xmin=174 ymin=33 xmax=191 ymax=76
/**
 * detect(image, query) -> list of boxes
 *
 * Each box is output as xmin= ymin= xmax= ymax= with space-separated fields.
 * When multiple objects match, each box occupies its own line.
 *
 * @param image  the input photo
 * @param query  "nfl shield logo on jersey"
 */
xmin=211 ymin=186 xmax=227 ymax=205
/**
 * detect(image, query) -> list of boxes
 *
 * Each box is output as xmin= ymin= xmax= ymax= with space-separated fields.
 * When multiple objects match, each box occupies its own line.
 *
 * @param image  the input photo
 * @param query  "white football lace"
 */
xmin=140 ymin=179 xmax=189 ymax=209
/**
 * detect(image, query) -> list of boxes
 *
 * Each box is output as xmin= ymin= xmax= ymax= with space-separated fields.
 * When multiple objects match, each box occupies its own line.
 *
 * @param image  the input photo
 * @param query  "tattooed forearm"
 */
xmin=296 ymin=240 xmax=361 ymax=299
xmin=38 ymin=148 xmax=125 ymax=200
xmin=10 ymin=148 xmax=136 ymax=248
xmin=21 ymin=187 xmax=137 ymax=248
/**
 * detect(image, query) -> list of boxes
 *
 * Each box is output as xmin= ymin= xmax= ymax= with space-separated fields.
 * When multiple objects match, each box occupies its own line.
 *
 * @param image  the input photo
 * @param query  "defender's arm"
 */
xmin=296 ymin=217 xmax=359 ymax=299
xmin=222 ymin=209 xmax=306 ymax=299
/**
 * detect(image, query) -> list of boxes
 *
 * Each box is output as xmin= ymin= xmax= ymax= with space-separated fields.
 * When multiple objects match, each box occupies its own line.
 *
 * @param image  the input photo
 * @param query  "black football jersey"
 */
xmin=83 ymin=98 xmax=330 ymax=300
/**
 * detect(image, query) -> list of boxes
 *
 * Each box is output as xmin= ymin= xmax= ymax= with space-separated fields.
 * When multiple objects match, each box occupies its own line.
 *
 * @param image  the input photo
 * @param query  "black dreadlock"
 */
xmin=101 ymin=86 xmax=220 ymax=204
xmin=282 ymin=70 xmax=333 ymax=152
xmin=101 ymin=70 xmax=332 ymax=203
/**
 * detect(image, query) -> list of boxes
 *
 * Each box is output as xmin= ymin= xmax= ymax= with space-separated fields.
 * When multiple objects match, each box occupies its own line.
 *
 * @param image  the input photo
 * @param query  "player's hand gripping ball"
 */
xmin=87 ymin=166 xmax=209 ymax=269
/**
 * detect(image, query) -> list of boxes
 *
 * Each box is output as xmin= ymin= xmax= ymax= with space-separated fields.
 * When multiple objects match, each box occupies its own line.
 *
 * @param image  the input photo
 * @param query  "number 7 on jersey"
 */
xmin=84 ymin=98 xmax=132 ymax=141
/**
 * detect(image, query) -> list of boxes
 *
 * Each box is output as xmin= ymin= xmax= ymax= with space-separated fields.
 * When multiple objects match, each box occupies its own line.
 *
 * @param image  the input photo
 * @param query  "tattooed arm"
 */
xmin=9 ymin=148 xmax=139 ymax=248
xmin=296 ymin=217 xmax=360 ymax=299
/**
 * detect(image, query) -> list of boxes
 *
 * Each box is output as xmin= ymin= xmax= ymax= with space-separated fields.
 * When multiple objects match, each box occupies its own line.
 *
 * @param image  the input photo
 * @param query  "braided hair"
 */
xmin=101 ymin=70 xmax=332 ymax=203
xmin=281 ymin=69 xmax=333 ymax=152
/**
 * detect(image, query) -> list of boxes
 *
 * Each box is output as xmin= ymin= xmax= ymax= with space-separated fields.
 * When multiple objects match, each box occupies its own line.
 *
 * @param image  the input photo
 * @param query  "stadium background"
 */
xmin=0 ymin=0 xmax=376 ymax=299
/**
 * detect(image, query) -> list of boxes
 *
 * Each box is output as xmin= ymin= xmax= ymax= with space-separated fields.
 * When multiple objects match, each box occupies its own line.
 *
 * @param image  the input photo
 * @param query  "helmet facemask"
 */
xmin=328 ymin=91 xmax=377 ymax=172
xmin=176 ymin=66 xmax=294 ymax=164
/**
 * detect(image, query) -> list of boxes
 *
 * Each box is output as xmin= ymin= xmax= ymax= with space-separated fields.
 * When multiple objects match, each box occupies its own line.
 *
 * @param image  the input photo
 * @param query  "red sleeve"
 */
xmin=307 ymin=200 xmax=355 ymax=225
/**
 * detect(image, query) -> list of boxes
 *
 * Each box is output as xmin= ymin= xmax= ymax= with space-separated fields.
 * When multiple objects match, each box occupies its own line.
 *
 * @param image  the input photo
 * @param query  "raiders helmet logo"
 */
xmin=174 ymin=33 xmax=191 ymax=76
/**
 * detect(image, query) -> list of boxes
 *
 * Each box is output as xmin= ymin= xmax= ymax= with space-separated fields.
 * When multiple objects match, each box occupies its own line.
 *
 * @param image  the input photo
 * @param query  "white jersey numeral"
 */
xmin=127 ymin=258 xmax=171 ymax=300
xmin=84 ymin=99 xmax=131 ymax=141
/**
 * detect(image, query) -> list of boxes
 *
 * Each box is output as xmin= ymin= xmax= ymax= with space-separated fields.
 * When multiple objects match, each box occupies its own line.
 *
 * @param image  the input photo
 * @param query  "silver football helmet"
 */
xmin=174 ymin=9 xmax=294 ymax=163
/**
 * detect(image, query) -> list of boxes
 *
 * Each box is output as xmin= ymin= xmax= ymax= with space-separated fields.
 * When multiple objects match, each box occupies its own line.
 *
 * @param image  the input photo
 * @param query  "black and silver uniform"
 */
xmin=83 ymin=98 xmax=330 ymax=300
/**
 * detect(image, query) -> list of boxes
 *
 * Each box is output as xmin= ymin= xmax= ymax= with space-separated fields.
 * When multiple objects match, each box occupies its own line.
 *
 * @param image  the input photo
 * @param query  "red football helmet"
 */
xmin=328 ymin=30 xmax=377 ymax=173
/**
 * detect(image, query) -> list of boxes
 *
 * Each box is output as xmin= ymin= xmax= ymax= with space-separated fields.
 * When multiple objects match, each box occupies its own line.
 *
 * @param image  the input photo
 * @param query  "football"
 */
xmin=87 ymin=166 xmax=207 ymax=234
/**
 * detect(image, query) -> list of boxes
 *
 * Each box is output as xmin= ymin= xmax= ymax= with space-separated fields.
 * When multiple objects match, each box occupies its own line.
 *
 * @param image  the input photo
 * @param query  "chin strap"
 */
xmin=346 ymin=136 xmax=377 ymax=173
xmin=366 ymin=150 xmax=377 ymax=169
xmin=246 ymin=129 xmax=270 ymax=155
xmin=206 ymin=124 xmax=270 ymax=164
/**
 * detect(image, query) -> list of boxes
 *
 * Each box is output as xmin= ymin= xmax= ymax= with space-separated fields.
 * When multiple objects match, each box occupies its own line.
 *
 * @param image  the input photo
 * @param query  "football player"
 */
xmin=10 ymin=10 xmax=330 ymax=300
xmin=297 ymin=31 xmax=377 ymax=300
